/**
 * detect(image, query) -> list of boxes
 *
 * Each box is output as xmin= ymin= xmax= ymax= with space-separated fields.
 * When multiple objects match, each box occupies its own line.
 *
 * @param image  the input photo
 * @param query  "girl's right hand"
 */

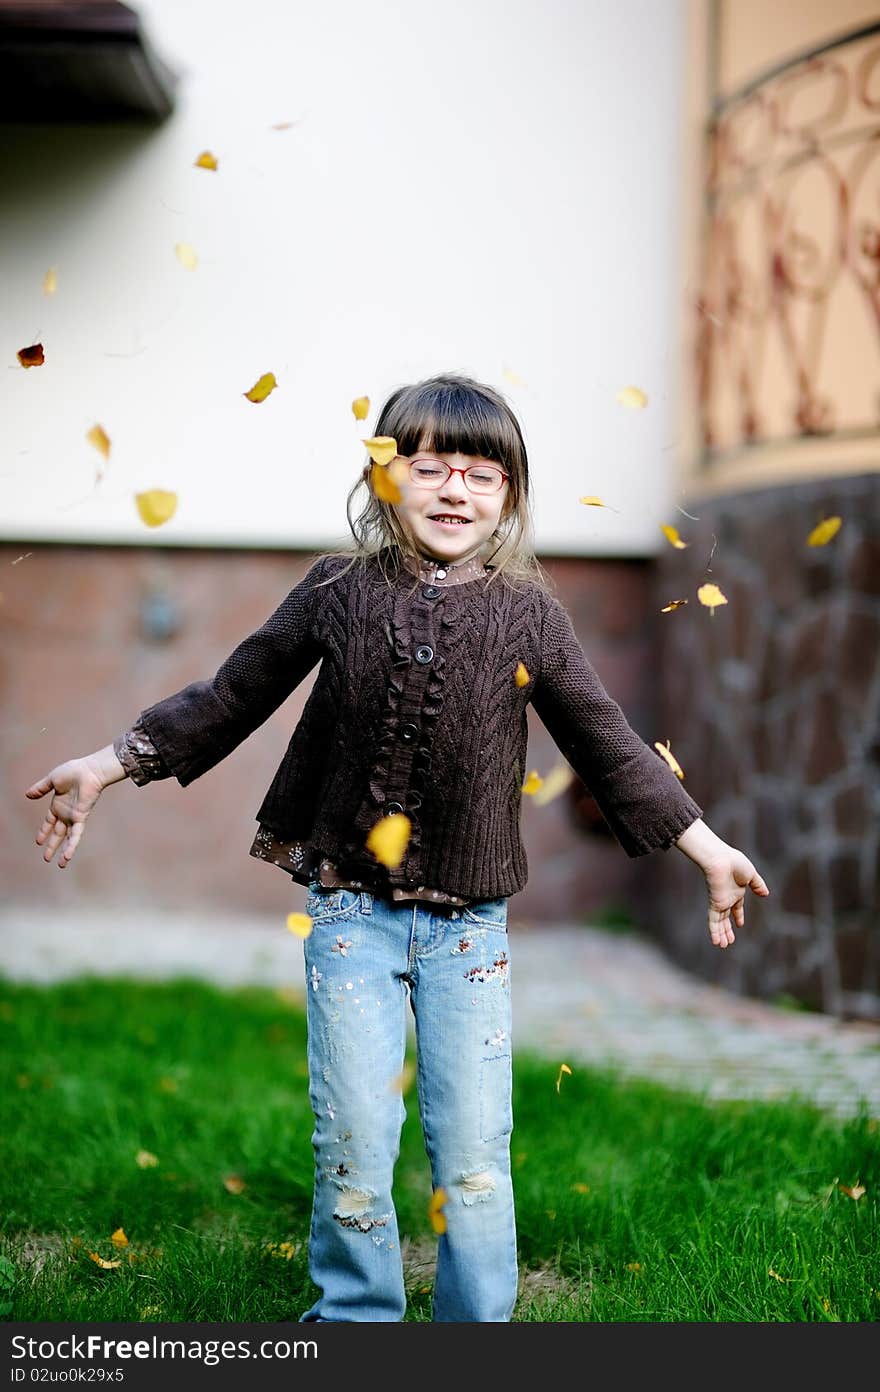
xmin=24 ymin=755 xmax=110 ymax=868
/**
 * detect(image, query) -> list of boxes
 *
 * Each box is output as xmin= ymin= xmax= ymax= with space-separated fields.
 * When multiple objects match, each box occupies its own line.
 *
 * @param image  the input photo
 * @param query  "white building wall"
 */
xmin=1 ymin=0 xmax=685 ymax=556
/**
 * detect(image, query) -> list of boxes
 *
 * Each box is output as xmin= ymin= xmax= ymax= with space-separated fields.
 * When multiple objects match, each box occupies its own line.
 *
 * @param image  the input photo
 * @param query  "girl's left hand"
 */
xmin=703 ymin=848 xmax=770 ymax=949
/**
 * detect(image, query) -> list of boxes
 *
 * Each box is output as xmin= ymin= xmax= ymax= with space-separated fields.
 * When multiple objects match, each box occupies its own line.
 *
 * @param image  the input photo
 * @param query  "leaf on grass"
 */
xmin=626 ymin=1262 xmax=642 ymax=1272
xmin=531 ymin=763 xmax=575 ymax=807
xmin=43 ymin=268 xmax=58 ymax=295
xmin=135 ymin=1149 xmax=158 ymax=1168
xmin=223 ymin=1174 xmax=246 ymax=1194
xmin=174 ymin=243 xmax=198 ymax=271
xmin=838 ymin=1182 xmax=866 ymax=1201
xmin=362 ymin=435 xmax=398 ymax=466
xmin=807 ymin=516 xmax=842 ymax=547
xmin=388 ymin=1061 xmax=416 ymax=1094
xmin=768 ymin=1268 xmax=790 ymax=1283
xmin=571 ymin=1182 xmax=590 ymax=1194
xmin=88 ymin=1252 xmax=121 ymax=1269
xmin=351 ymin=396 xmax=370 ymax=421
xmin=660 ymin=598 xmax=688 ymax=612
xmin=660 ymin=523 xmax=687 ymax=549
xmin=157 ymin=1076 xmax=178 ymax=1093
xmin=135 ymin=490 xmax=178 ymax=528
xmin=616 ymin=385 xmax=648 ymax=409
xmin=514 ymin=661 xmax=530 ymax=687
xmin=17 ymin=343 xmax=44 ymax=368
xmin=194 ymin=150 xmax=218 ymax=170
xmin=654 ymin=739 xmax=684 ymax=780
xmin=555 ymin=1062 xmax=572 ymax=1094
xmin=87 ymin=424 xmax=111 ymax=461
xmin=110 ymin=1228 xmax=129 ymax=1248
xmin=428 ymin=1187 xmax=448 ymax=1234
xmin=244 ymin=372 xmax=278 ymax=403
xmin=286 ymin=912 xmax=313 ymax=940
xmin=697 ymin=582 xmax=728 ymax=615
xmin=521 ymin=770 xmax=544 ymax=796
xmin=366 ymin=813 xmax=411 ymax=869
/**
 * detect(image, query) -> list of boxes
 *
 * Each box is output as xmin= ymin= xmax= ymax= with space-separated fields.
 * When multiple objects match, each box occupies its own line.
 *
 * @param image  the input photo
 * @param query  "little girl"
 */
xmin=26 ymin=372 xmax=770 ymax=1322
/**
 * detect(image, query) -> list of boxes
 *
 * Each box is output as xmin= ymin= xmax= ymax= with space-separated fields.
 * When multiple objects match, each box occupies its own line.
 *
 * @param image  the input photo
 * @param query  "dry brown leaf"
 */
xmin=135 ymin=490 xmax=178 ymax=528
xmin=244 ymin=372 xmax=278 ymax=403
xmin=428 ymin=1187 xmax=448 ymax=1234
xmin=366 ymin=813 xmax=411 ymax=869
xmin=17 ymin=343 xmax=44 ymax=368
xmin=807 ymin=517 xmax=842 ymax=547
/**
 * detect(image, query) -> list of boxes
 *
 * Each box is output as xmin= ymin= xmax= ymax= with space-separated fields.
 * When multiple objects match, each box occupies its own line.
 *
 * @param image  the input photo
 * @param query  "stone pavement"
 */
xmin=2 ymin=909 xmax=878 ymax=1119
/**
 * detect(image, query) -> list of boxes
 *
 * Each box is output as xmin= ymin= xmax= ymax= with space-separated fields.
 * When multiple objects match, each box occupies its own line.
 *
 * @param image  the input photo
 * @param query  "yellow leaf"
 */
xmin=157 ymin=1076 xmax=178 ymax=1093
xmin=135 ymin=1149 xmax=158 ymax=1168
xmin=654 ymin=739 xmax=684 ymax=780
xmin=110 ymin=1228 xmax=129 ymax=1248
xmin=697 ymin=582 xmax=728 ymax=615
xmin=370 ymin=462 xmax=403 ymax=504
xmin=88 ymin=1252 xmax=121 ymax=1269
xmin=43 ymin=268 xmax=58 ymax=295
xmin=531 ymin=763 xmax=575 ymax=807
xmin=660 ymin=598 xmax=688 ymax=612
xmin=223 ymin=1174 xmax=246 ymax=1194
xmin=768 ymin=1268 xmax=790 ymax=1283
xmin=366 ymin=813 xmax=411 ymax=869
xmin=501 ymin=366 xmax=526 ymax=387
xmin=616 ymin=385 xmax=648 ymax=409
xmin=838 ymin=1183 xmax=866 ymax=1201
xmin=389 ymin=1061 xmax=416 ymax=1095
xmin=363 ymin=435 xmax=398 ymax=466
xmin=807 ymin=516 xmax=842 ymax=547
xmin=286 ymin=912 xmax=313 ymax=940
xmin=244 ymin=371 xmax=278 ymax=403
xmin=660 ymin=523 xmax=687 ymax=549
xmin=514 ymin=661 xmax=530 ymax=687
xmin=135 ymin=490 xmax=178 ymax=528
xmin=579 ymin=495 xmax=606 ymax=507
xmin=521 ymin=770 xmax=544 ymax=796
xmin=428 ymin=1187 xmax=448 ymax=1234
xmin=194 ymin=150 xmax=218 ymax=170
xmin=17 ymin=343 xmax=44 ymax=368
xmin=351 ymin=396 xmax=370 ymax=421
xmin=555 ymin=1062 xmax=572 ymax=1094
xmin=86 ymin=424 xmax=111 ymax=460
xmin=626 ymin=1262 xmax=642 ymax=1272
xmin=571 ymin=1182 xmax=590 ymax=1194
xmin=174 ymin=243 xmax=198 ymax=270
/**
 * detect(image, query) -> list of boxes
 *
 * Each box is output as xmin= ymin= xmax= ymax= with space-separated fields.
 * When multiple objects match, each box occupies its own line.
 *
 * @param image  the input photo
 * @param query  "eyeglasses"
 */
xmin=405 ymin=455 xmax=510 ymax=495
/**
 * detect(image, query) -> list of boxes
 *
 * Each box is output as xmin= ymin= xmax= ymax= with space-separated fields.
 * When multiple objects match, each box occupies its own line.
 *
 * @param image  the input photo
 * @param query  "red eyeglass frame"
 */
xmin=405 ymin=455 xmax=510 ymax=490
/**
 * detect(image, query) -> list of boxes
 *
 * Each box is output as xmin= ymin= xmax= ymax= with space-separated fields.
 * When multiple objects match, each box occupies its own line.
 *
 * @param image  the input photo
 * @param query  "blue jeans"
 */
xmin=299 ymin=884 xmax=517 ymax=1322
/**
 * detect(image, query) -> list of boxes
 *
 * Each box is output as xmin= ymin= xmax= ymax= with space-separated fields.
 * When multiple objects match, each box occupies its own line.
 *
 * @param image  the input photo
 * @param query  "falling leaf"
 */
xmin=174 ymin=243 xmax=198 ymax=271
xmin=43 ymin=268 xmax=58 ymax=295
xmin=194 ymin=150 xmax=218 ymax=170
xmin=370 ymin=462 xmax=403 ymax=504
xmin=286 ymin=912 xmax=313 ymax=940
xmin=807 ymin=516 xmax=842 ymax=547
xmin=223 ymin=1174 xmax=246 ymax=1194
xmin=660 ymin=523 xmax=687 ymax=549
xmin=555 ymin=1062 xmax=572 ymax=1094
xmin=616 ymin=385 xmax=648 ymax=409
xmin=17 ymin=343 xmax=44 ymax=368
xmin=521 ymin=770 xmax=544 ymax=796
xmin=660 ymin=598 xmax=688 ymax=612
xmin=244 ymin=371 xmax=278 ymax=403
xmin=363 ymin=435 xmax=398 ymax=466
xmin=135 ymin=1149 xmax=158 ymax=1168
xmin=366 ymin=813 xmax=411 ymax=869
xmin=135 ymin=490 xmax=178 ymax=528
xmin=697 ymin=582 xmax=728 ymax=615
xmin=428 ymin=1187 xmax=448 ymax=1234
xmin=515 ymin=661 xmax=530 ymax=687
xmin=654 ymin=739 xmax=684 ymax=780
xmin=351 ymin=396 xmax=370 ymax=421
xmin=86 ymin=424 xmax=111 ymax=461
xmin=502 ymin=366 xmax=526 ymax=387
xmin=768 ymin=1268 xmax=790 ymax=1283
xmin=579 ymin=495 xmax=613 ymax=510
xmin=389 ymin=1061 xmax=416 ymax=1095
xmin=571 ymin=1182 xmax=590 ymax=1194
xmin=110 ymin=1228 xmax=129 ymax=1249
xmin=531 ymin=763 xmax=575 ymax=807
xmin=838 ymin=1183 xmax=866 ymax=1201
xmin=88 ymin=1252 xmax=121 ymax=1269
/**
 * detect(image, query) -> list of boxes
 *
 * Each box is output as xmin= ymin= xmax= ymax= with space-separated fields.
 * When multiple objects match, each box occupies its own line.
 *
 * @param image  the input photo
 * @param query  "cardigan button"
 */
xmin=415 ymin=645 xmax=434 ymax=663
xmin=400 ymin=723 xmax=418 ymax=742
xmin=422 ymin=585 xmax=440 ymax=599
xmin=385 ymin=801 xmax=405 ymax=815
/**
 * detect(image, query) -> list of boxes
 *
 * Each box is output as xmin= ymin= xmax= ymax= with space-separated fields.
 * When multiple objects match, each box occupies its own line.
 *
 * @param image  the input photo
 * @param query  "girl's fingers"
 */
xmin=58 ymin=822 xmax=83 ymax=867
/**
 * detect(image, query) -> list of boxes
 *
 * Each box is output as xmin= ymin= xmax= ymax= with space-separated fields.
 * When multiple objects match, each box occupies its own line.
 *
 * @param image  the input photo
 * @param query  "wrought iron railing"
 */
xmin=696 ymin=22 xmax=880 ymax=464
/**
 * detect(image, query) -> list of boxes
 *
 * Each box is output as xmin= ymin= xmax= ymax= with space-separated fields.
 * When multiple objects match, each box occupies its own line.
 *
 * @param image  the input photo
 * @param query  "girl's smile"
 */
xmin=394 ymin=449 xmax=509 ymax=566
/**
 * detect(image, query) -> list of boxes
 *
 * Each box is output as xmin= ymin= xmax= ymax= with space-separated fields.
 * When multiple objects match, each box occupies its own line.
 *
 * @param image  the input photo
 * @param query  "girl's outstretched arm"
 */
xmin=674 ymin=818 xmax=770 ymax=949
xmin=25 ymin=743 xmax=127 ymax=868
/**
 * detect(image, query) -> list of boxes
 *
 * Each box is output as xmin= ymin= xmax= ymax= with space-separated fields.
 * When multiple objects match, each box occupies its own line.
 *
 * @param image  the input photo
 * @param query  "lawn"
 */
xmin=1 ymin=977 xmax=877 ymax=1322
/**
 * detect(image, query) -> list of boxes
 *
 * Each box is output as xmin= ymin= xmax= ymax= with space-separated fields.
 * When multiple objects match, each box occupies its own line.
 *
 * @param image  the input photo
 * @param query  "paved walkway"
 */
xmin=2 ymin=909 xmax=878 ymax=1119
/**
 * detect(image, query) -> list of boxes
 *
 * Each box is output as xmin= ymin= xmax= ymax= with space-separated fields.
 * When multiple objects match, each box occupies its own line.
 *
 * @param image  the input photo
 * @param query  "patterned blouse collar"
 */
xmin=400 ymin=547 xmax=491 ymax=587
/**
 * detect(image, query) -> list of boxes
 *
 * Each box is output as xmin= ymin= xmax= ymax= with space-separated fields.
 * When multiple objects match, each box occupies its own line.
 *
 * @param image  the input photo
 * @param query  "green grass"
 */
xmin=1 ymin=977 xmax=877 ymax=1322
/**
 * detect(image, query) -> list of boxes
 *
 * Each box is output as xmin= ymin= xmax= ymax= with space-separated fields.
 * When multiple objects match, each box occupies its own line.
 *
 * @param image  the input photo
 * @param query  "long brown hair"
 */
xmin=316 ymin=373 xmax=555 ymax=597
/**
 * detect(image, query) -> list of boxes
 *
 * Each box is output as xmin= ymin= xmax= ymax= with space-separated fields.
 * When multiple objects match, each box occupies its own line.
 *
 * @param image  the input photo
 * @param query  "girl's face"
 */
xmin=393 ymin=446 xmax=511 ymax=566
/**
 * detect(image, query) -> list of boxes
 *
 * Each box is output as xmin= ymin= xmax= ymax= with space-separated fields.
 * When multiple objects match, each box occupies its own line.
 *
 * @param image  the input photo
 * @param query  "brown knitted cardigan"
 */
xmin=113 ymin=546 xmax=702 ymax=902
